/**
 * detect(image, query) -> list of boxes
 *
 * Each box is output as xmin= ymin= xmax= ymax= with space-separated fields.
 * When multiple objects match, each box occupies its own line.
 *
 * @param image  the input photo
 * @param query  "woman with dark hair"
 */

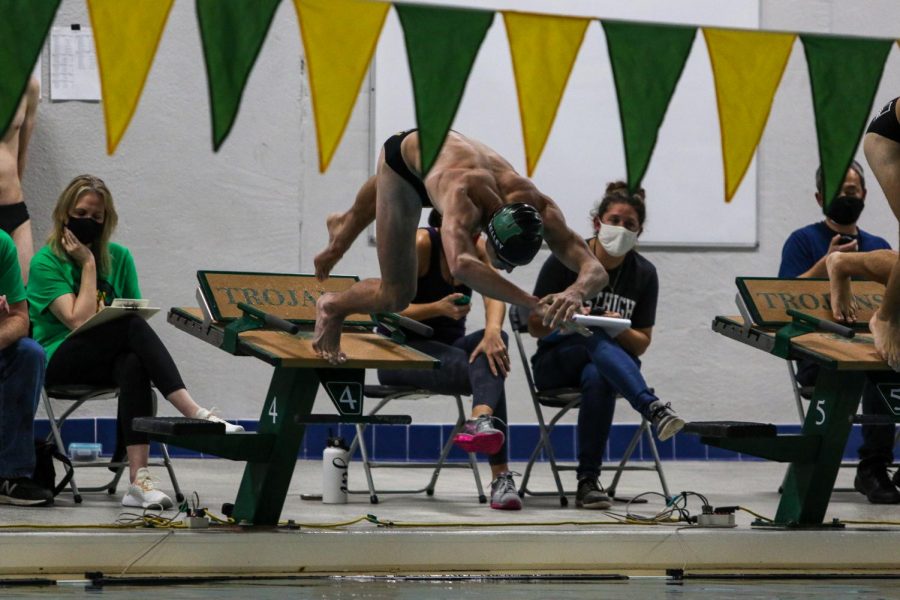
xmin=28 ymin=175 xmax=241 ymax=508
xmin=528 ymin=182 xmax=684 ymax=509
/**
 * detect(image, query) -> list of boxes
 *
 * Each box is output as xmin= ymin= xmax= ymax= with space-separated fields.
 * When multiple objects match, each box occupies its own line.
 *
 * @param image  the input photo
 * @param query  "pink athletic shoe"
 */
xmin=453 ymin=415 xmax=505 ymax=455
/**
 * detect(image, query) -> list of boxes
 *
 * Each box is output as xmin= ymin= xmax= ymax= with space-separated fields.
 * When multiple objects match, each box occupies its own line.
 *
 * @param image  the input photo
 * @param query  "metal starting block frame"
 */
xmin=137 ymin=271 xmax=438 ymax=526
xmin=703 ymin=277 xmax=900 ymax=528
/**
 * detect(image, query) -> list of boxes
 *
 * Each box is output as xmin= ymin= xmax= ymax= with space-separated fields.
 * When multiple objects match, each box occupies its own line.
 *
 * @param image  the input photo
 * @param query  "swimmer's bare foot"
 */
xmin=869 ymin=311 xmax=900 ymax=371
xmin=826 ymin=252 xmax=858 ymax=322
xmin=312 ymin=293 xmax=347 ymax=365
xmin=313 ymin=213 xmax=346 ymax=281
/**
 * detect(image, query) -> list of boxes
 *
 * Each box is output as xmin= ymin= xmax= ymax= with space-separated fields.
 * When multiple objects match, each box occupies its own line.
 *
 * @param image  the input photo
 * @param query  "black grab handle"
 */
xmin=786 ymin=309 xmax=854 ymax=339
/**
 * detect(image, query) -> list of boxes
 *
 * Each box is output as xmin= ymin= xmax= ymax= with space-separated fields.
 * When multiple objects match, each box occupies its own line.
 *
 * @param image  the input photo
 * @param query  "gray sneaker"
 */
xmin=575 ymin=477 xmax=612 ymax=509
xmin=648 ymin=400 xmax=685 ymax=441
xmin=490 ymin=471 xmax=522 ymax=510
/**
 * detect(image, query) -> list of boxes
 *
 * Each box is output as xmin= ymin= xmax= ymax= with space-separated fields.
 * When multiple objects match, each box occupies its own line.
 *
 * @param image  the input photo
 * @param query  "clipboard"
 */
xmin=572 ymin=314 xmax=632 ymax=337
xmin=68 ymin=298 xmax=159 ymax=337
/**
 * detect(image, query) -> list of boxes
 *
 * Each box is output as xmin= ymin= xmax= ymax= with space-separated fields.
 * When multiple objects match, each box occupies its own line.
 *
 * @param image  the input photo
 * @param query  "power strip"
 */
xmin=697 ymin=513 xmax=736 ymax=528
xmin=183 ymin=516 xmax=210 ymax=529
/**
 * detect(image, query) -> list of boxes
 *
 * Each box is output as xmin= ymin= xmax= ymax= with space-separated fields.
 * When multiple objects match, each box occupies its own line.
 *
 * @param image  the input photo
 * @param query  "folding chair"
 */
xmin=508 ymin=305 xmax=671 ymax=507
xmin=347 ymin=385 xmax=487 ymax=504
xmin=42 ymin=384 xmax=183 ymax=504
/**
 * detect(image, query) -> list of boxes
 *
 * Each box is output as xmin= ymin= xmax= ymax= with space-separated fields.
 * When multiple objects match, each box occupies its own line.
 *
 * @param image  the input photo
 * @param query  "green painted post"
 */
xmin=776 ymin=368 xmax=864 ymax=526
xmin=232 ymin=366 xmax=319 ymax=526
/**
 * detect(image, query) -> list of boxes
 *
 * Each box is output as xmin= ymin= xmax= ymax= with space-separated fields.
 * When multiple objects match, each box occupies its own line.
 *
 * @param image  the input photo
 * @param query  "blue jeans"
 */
xmin=532 ymin=331 xmax=658 ymax=479
xmin=0 ymin=338 xmax=45 ymax=478
xmin=378 ymin=330 xmax=509 ymax=466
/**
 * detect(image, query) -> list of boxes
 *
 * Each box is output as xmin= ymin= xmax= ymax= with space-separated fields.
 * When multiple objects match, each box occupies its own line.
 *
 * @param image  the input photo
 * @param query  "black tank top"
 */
xmin=410 ymin=227 xmax=472 ymax=344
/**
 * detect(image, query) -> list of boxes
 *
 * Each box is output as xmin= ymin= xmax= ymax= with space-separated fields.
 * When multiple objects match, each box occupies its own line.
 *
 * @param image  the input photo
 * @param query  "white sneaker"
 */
xmin=195 ymin=407 xmax=244 ymax=433
xmin=122 ymin=468 xmax=174 ymax=509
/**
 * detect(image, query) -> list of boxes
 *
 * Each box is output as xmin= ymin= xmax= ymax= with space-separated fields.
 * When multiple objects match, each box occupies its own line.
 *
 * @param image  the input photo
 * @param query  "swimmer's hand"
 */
xmin=560 ymin=320 xmax=592 ymax=337
xmin=538 ymin=290 xmax=583 ymax=330
xmin=557 ymin=304 xmax=591 ymax=337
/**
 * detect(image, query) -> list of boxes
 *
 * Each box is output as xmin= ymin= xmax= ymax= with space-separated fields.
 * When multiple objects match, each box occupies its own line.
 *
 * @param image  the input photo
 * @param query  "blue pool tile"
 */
xmin=408 ymin=425 xmax=443 ymax=461
xmin=706 ymin=445 xmax=741 ymax=460
xmin=607 ymin=424 xmax=641 ymax=461
xmin=373 ymin=425 xmax=408 ymax=461
xmin=673 ymin=433 xmax=708 ymax=460
xmin=508 ymin=424 xmax=542 ymax=462
xmin=547 ymin=424 xmax=576 ymax=462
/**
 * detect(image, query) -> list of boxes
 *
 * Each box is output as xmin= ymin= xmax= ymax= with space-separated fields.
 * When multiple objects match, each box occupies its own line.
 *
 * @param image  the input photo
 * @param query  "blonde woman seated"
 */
xmin=28 ymin=175 xmax=242 ymax=509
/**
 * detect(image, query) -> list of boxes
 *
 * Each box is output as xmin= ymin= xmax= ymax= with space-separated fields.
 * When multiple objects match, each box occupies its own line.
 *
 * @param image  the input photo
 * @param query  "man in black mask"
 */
xmin=779 ymin=161 xmax=889 ymax=279
xmin=778 ymin=161 xmax=898 ymax=504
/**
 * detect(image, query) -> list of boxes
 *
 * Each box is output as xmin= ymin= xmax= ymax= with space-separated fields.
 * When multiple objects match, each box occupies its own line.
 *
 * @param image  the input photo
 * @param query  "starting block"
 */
xmin=700 ymin=277 xmax=900 ymax=527
xmin=134 ymin=271 xmax=439 ymax=526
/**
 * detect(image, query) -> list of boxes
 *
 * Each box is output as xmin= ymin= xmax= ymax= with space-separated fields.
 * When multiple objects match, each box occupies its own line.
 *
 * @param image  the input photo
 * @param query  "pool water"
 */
xmin=2 ymin=577 xmax=899 ymax=599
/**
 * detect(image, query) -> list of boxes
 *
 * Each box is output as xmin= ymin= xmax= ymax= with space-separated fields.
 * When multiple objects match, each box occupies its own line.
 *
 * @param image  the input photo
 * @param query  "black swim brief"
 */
xmin=383 ymin=129 xmax=432 ymax=207
xmin=867 ymin=98 xmax=900 ymax=144
xmin=0 ymin=201 xmax=29 ymax=235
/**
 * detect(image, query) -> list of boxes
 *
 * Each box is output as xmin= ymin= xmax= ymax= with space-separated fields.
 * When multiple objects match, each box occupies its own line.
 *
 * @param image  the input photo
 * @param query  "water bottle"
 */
xmin=322 ymin=436 xmax=349 ymax=504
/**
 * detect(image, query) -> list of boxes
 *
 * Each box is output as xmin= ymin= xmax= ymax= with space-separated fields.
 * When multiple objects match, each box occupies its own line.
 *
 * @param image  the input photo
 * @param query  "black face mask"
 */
xmin=66 ymin=217 xmax=103 ymax=245
xmin=824 ymin=195 xmax=865 ymax=226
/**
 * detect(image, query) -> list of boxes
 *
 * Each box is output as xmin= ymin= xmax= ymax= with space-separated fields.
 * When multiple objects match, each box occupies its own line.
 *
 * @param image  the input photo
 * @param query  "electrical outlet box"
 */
xmin=183 ymin=516 xmax=210 ymax=529
xmin=697 ymin=513 xmax=736 ymax=528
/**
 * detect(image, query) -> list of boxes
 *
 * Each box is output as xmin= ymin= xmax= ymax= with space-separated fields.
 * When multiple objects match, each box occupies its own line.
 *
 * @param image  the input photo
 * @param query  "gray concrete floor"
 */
xmin=2 ymin=459 xmax=899 ymax=578
xmin=2 ymin=458 xmax=897 ymax=528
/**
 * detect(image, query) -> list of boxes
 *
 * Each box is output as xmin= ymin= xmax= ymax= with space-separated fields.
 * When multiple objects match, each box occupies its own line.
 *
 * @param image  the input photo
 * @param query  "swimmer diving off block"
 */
xmin=312 ymin=129 xmax=608 ymax=365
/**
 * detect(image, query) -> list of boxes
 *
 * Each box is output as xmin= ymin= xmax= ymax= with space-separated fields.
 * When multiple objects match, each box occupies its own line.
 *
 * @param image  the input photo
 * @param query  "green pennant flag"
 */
xmin=603 ymin=22 xmax=696 ymax=191
xmin=196 ymin=0 xmax=281 ymax=150
xmin=801 ymin=34 xmax=891 ymax=207
xmin=0 ymin=0 xmax=59 ymax=135
xmin=395 ymin=4 xmax=494 ymax=174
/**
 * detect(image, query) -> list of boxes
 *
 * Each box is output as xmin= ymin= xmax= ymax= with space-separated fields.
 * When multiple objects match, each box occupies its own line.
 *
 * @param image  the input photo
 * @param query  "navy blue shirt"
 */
xmin=778 ymin=222 xmax=891 ymax=278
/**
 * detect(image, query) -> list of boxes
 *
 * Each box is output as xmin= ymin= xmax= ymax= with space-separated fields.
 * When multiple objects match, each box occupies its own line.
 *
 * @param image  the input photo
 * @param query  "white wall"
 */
xmin=32 ymin=0 xmax=900 ymax=428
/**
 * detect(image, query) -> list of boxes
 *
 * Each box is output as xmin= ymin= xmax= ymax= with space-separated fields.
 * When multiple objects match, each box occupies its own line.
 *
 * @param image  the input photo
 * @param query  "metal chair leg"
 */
xmin=606 ymin=422 xmax=643 ymax=500
xmin=43 ymin=390 xmax=84 ymax=503
xmin=642 ymin=420 xmax=672 ymax=500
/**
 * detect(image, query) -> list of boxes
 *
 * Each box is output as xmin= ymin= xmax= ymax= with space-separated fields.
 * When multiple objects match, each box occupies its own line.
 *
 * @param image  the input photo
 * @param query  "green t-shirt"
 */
xmin=0 ymin=230 xmax=25 ymax=303
xmin=28 ymin=242 xmax=141 ymax=362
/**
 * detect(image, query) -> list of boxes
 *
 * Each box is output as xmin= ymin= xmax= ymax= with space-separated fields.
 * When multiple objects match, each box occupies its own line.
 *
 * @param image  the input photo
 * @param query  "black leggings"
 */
xmin=46 ymin=315 xmax=186 ymax=447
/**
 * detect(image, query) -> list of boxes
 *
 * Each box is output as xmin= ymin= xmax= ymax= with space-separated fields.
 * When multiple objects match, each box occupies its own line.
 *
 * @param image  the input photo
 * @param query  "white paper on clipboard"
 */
xmin=68 ymin=300 xmax=159 ymax=338
xmin=572 ymin=314 xmax=631 ymax=337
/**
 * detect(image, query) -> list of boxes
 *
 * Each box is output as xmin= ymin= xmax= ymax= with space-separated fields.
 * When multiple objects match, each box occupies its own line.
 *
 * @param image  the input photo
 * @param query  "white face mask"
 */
xmin=597 ymin=223 xmax=638 ymax=257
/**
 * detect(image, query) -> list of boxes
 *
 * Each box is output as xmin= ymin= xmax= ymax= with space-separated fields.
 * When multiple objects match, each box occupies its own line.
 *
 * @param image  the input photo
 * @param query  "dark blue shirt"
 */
xmin=778 ymin=221 xmax=891 ymax=278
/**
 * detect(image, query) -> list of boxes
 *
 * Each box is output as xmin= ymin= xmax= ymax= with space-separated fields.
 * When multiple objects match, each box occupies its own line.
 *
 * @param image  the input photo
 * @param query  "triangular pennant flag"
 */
xmin=0 ymin=0 xmax=60 ymax=135
xmin=503 ymin=11 xmax=589 ymax=176
xmin=395 ymin=4 xmax=494 ymax=174
xmin=294 ymin=0 xmax=389 ymax=172
xmin=802 ymin=34 xmax=892 ymax=206
xmin=88 ymin=0 xmax=174 ymax=154
xmin=603 ymin=22 xmax=696 ymax=191
xmin=196 ymin=0 xmax=281 ymax=150
xmin=704 ymin=28 xmax=795 ymax=201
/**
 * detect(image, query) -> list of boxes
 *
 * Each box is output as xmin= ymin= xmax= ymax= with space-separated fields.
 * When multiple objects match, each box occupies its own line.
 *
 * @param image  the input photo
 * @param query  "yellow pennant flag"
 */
xmin=503 ymin=11 xmax=589 ymax=176
xmin=87 ymin=0 xmax=174 ymax=155
xmin=704 ymin=28 xmax=795 ymax=201
xmin=294 ymin=0 xmax=389 ymax=172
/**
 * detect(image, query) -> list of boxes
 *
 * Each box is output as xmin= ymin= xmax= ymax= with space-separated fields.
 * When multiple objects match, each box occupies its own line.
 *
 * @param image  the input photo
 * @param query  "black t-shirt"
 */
xmin=532 ymin=241 xmax=658 ymax=356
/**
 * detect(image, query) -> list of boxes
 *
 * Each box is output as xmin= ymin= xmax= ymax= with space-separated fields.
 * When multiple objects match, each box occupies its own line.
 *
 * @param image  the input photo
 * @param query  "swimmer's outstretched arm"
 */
xmin=540 ymin=200 xmax=608 ymax=326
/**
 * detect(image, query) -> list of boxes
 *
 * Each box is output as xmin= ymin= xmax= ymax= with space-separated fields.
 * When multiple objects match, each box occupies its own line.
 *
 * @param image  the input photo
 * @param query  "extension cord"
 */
xmin=183 ymin=516 xmax=210 ymax=529
xmin=697 ymin=513 xmax=736 ymax=528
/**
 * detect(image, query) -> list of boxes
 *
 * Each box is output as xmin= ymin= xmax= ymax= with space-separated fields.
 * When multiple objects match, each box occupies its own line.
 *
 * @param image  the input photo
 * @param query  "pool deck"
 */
xmin=1 ymin=459 xmax=898 ymax=579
